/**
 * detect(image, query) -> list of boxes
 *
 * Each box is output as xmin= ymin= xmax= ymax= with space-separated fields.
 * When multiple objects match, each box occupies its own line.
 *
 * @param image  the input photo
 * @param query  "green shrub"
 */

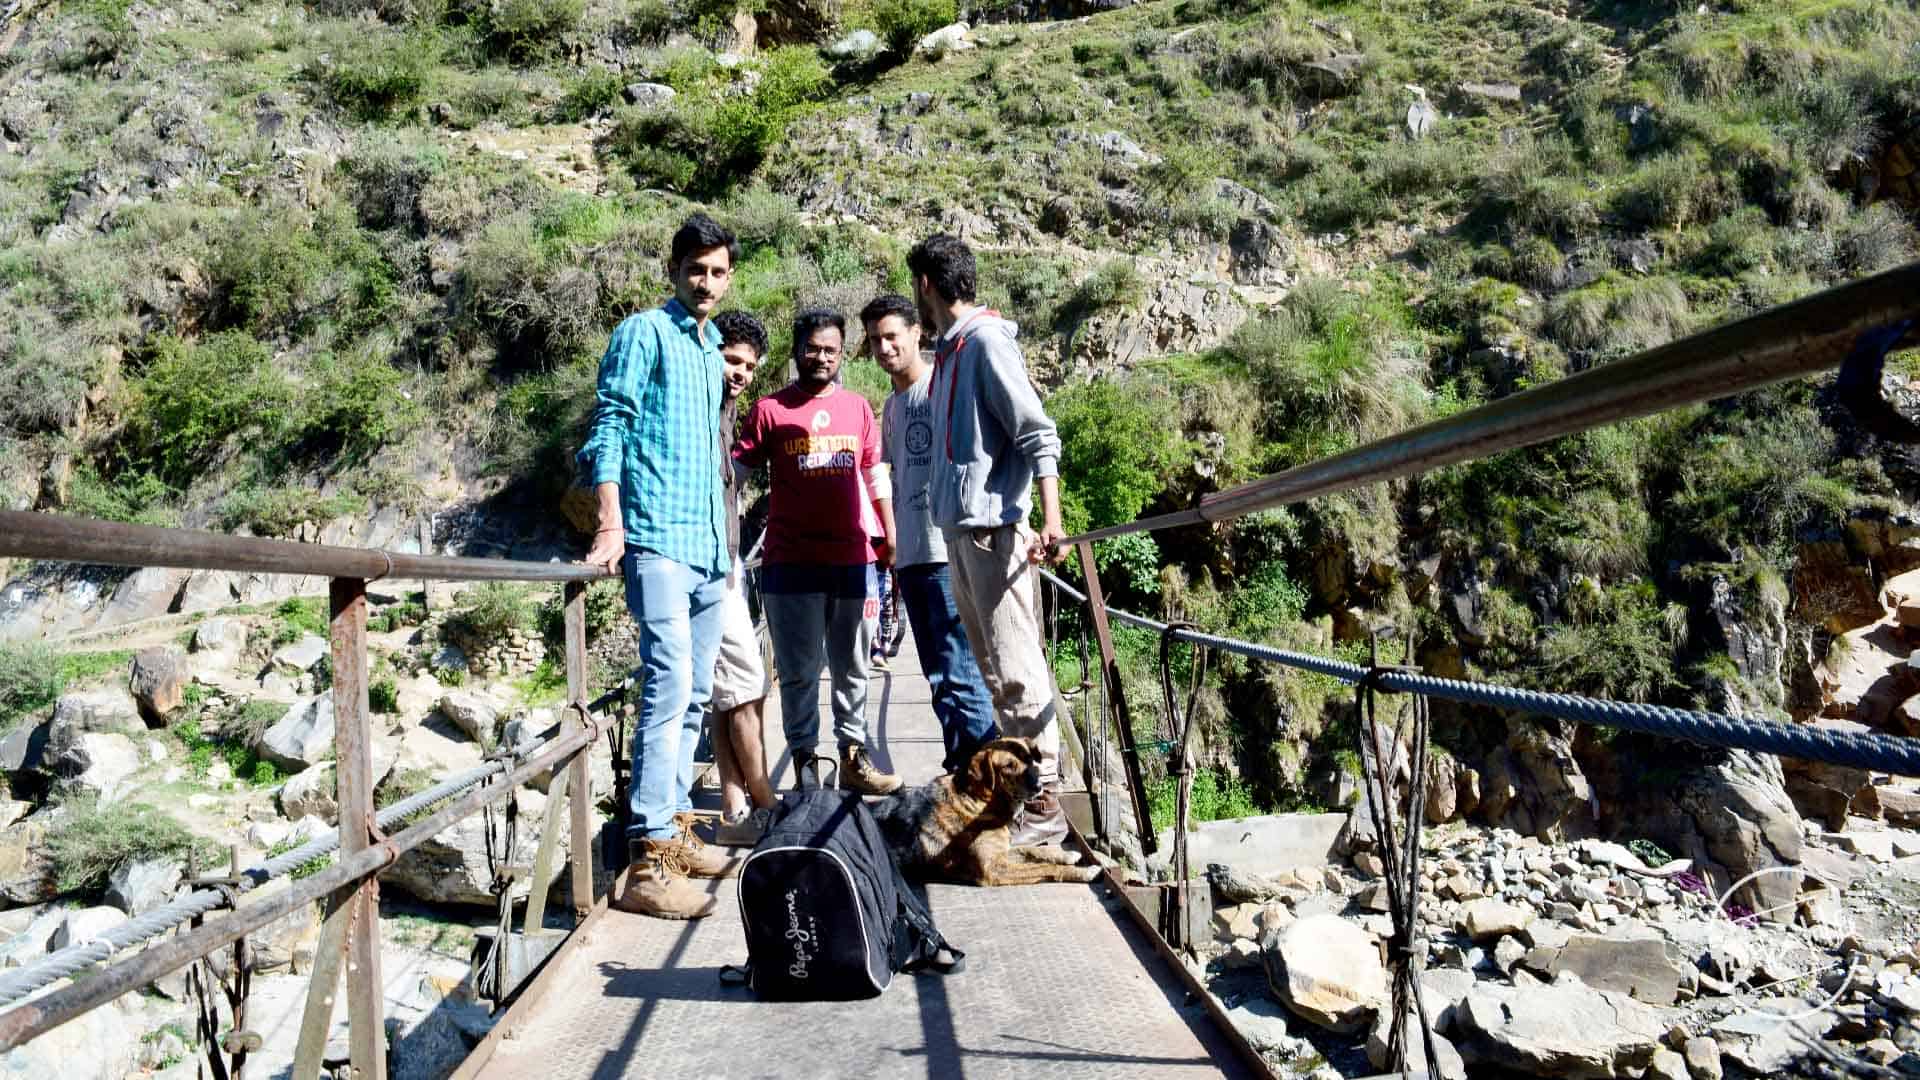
xmin=205 ymin=212 xmax=329 ymax=332
xmin=306 ymin=351 xmax=425 ymax=462
xmin=537 ymin=577 xmax=627 ymax=646
xmin=1544 ymin=276 xmax=1691 ymax=364
xmin=275 ymin=596 xmax=330 ymax=641
xmin=219 ymin=486 xmax=368 ymax=537
xmin=370 ymin=678 xmax=400 ymax=715
xmin=450 ymin=583 xmax=537 ymax=640
xmin=1146 ymin=767 xmax=1263 ymax=832
xmin=1064 ymin=260 xmax=1145 ymax=322
xmin=66 ymin=466 xmax=178 ymax=527
xmin=866 ymin=0 xmax=956 ymax=54
xmin=614 ymin=47 xmax=833 ymax=196
xmin=480 ymin=0 xmax=585 ymax=59
xmin=557 ymin=68 xmax=626 ymax=121
xmin=125 ymin=332 xmax=295 ymax=487
xmin=0 ymin=642 xmax=63 ymax=733
xmin=1049 ymin=376 xmax=1183 ymax=534
xmin=46 ymin=799 xmax=210 ymax=894
xmin=1220 ymin=278 xmax=1424 ymax=444
xmin=1530 ymin=582 xmax=1686 ymax=702
xmin=314 ymin=32 xmax=437 ymax=121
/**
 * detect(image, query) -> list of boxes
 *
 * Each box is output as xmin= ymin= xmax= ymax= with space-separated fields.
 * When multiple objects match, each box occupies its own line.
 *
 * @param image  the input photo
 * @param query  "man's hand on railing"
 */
xmin=1028 ymin=520 xmax=1066 ymax=566
xmin=584 ymin=528 xmax=624 ymax=575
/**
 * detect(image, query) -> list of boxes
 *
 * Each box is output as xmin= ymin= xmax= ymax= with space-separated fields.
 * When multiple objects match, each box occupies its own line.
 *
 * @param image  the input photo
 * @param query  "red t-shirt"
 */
xmin=734 ymin=384 xmax=881 ymax=566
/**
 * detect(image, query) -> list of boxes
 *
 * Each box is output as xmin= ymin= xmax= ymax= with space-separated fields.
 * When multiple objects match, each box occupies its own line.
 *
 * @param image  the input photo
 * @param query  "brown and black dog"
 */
xmin=868 ymin=737 xmax=1101 ymax=886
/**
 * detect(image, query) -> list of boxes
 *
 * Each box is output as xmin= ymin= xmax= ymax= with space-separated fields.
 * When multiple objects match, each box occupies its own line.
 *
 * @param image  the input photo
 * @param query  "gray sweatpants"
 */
xmin=944 ymin=522 xmax=1062 ymax=786
xmin=763 ymin=586 xmax=876 ymax=754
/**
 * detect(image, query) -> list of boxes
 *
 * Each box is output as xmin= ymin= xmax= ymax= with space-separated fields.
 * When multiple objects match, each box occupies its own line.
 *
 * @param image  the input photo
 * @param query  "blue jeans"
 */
xmin=622 ymin=548 xmax=727 ymax=841
xmin=896 ymin=562 xmax=999 ymax=772
xmin=763 ymin=563 xmax=877 ymax=754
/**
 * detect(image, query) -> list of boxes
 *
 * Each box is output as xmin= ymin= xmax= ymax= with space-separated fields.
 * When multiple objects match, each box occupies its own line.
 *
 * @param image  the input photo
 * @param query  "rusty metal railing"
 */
xmin=0 ymin=511 xmax=613 ymax=1079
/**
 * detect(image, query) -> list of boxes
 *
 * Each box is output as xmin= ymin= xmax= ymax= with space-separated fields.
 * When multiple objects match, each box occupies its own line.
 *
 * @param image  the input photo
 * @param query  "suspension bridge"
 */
xmin=0 ymin=262 xmax=1915 ymax=1079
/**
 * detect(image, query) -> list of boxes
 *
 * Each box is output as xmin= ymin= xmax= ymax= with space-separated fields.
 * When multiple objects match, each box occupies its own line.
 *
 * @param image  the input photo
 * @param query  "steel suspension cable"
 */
xmin=0 ymin=755 xmax=517 ymax=1007
xmin=1041 ymin=570 xmax=1920 ymax=777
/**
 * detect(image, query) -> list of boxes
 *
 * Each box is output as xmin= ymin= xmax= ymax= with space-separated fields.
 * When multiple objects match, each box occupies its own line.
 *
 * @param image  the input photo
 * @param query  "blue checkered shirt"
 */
xmin=577 ymin=299 xmax=728 ymax=576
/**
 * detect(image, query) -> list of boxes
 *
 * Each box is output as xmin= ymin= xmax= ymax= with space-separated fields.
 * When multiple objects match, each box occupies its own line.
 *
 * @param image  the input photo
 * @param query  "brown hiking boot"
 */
xmin=839 ymin=743 xmax=903 ymax=796
xmin=613 ymin=840 xmax=717 ymax=919
xmin=672 ymin=812 xmax=741 ymax=879
xmin=1010 ymin=788 xmax=1069 ymax=847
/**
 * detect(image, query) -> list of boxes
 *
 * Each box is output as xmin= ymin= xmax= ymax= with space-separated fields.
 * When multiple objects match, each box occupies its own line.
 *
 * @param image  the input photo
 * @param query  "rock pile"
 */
xmin=1198 ymin=820 xmax=1920 ymax=1079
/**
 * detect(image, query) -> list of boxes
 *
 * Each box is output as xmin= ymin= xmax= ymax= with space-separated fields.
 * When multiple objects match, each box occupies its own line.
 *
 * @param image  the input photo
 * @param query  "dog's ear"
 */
xmin=963 ymin=748 xmax=998 ymax=800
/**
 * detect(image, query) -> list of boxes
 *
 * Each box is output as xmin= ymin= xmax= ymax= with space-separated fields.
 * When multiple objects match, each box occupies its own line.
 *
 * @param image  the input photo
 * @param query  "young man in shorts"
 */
xmin=708 ymin=311 xmax=779 ymax=845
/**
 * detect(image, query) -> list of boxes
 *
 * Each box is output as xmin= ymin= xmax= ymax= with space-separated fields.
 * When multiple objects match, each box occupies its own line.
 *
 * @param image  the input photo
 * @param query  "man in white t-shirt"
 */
xmin=862 ymin=294 xmax=999 ymax=775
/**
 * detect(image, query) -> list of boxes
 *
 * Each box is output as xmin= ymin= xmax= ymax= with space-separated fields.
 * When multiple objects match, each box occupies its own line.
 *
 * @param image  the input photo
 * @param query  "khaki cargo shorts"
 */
xmin=710 ymin=574 xmax=768 ymax=712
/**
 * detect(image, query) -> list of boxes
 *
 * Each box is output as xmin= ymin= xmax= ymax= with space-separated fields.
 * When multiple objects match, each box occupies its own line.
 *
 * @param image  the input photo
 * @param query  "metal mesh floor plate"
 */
xmin=476 ymin=878 xmax=1243 ymax=1079
xmin=473 ymin=623 xmax=1246 ymax=1079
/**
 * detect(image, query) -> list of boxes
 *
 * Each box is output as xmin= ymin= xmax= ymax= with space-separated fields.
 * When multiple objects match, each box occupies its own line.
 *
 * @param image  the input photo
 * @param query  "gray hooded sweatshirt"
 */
xmin=926 ymin=308 xmax=1062 ymax=531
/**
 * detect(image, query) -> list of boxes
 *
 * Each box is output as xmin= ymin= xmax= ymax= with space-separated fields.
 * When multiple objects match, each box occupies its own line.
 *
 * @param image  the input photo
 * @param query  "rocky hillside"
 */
xmin=3 ymin=0 xmax=1920 ymax=1074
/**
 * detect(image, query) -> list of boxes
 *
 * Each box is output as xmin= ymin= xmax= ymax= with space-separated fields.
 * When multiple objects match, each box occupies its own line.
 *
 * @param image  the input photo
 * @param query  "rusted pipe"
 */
xmin=0 ymin=511 xmax=615 ymax=583
xmin=1063 ymin=260 xmax=1920 ymax=545
xmin=0 ymin=729 xmax=594 ymax=1052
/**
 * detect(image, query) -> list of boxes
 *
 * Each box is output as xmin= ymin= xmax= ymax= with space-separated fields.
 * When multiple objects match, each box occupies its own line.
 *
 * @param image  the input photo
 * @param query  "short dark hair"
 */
xmin=713 ymin=310 xmax=767 ymax=358
xmin=905 ymin=234 xmax=976 ymax=304
xmin=791 ymin=308 xmax=846 ymax=362
xmin=859 ymin=294 xmax=918 ymax=328
xmin=669 ymin=213 xmax=739 ymax=269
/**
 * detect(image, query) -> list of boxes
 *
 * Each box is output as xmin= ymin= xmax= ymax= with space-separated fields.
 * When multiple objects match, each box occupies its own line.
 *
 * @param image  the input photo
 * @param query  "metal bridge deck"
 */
xmin=472 ymin=629 xmax=1244 ymax=1079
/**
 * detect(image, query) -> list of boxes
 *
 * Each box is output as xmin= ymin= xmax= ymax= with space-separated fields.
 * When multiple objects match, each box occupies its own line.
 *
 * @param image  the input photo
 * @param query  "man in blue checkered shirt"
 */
xmin=579 ymin=214 xmax=743 ymax=920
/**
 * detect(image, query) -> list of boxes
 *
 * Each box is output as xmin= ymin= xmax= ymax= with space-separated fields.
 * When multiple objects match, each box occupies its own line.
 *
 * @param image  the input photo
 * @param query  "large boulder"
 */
xmin=105 ymin=858 xmax=182 ymax=917
xmin=278 ymin=761 xmax=338 ymax=824
xmin=49 ymin=686 xmax=143 ymax=736
xmin=127 ymin=647 xmax=189 ymax=724
xmin=1367 ymin=1007 xmax=1467 ymax=1080
xmin=270 ymin=634 xmax=329 ymax=677
xmin=0 ymin=812 xmax=59 ymax=904
xmin=1261 ymin=912 xmax=1387 ymax=1033
xmin=257 ymin=693 xmax=334 ymax=772
xmin=53 ymin=905 xmax=128 ymax=950
xmin=46 ymin=727 xmax=141 ymax=800
xmin=1549 ymin=930 xmax=1693 ymax=1005
xmin=1605 ymin=749 xmax=1804 ymax=917
xmin=0 ymin=719 xmax=50 ymax=775
xmin=95 ymin=566 xmax=187 ymax=628
xmin=1456 ymin=898 xmax=1532 ymax=942
xmin=1453 ymin=981 xmax=1667 ymax=1079
xmin=0 ymin=908 xmax=65 ymax=968
xmin=0 ymin=991 xmax=144 ymax=1079
xmin=436 ymin=690 xmax=498 ymax=745
xmin=383 ymin=789 xmax=566 ymax=908
xmin=191 ymin=616 xmax=248 ymax=657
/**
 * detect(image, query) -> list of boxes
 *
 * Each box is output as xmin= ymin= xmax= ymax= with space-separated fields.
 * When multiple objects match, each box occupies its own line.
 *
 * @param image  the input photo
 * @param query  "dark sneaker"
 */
xmin=714 ymin=807 xmax=772 ymax=847
xmin=839 ymin=744 xmax=903 ymax=796
xmin=1010 ymin=789 xmax=1069 ymax=847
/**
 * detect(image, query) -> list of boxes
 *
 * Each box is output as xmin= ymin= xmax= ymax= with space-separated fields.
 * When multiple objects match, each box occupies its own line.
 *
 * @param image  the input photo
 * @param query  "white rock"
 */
xmin=1453 ymin=981 xmax=1666 ymax=1078
xmin=48 ymin=730 xmax=141 ymax=800
xmin=278 ymin=761 xmax=338 ymax=824
xmin=256 ymin=693 xmax=334 ymax=772
xmin=105 ymin=858 xmax=183 ymax=917
xmin=1262 ymin=912 xmax=1388 ymax=1032
xmin=50 ymin=686 xmax=145 ymax=736
xmin=53 ymin=906 xmax=129 ymax=950
xmin=915 ymin=20 xmax=974 ymax=58
xmin=0 ymin=909 xmax=65 ymax=968
xmin=436 ymin=690 xmax=498 ymax=745
xmin=1457 ymin=897 xmax=1532 ymax=942
xmin=270 ymin=634 xmax=329 ymax=676
xmin=192 ymin=616 xmax=248 ymax=655
xmin=1367 ymin=1006 xmax=1468 ymax=1080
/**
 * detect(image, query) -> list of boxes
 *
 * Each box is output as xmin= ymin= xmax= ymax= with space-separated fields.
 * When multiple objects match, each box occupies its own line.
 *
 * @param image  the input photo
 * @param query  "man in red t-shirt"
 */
xmin=734 ymin=309 xmax=903 ymax=795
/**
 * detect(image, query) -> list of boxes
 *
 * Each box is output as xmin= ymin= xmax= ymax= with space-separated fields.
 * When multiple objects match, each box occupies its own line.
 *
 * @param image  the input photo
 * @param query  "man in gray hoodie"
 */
xmin=907 ymin=233 xmax=1071 ymax=846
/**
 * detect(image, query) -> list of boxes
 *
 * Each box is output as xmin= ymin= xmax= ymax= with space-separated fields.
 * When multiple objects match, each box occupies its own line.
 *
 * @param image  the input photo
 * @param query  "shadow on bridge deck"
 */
xmin=466 ymin=634 xmax=1250 ymax=1080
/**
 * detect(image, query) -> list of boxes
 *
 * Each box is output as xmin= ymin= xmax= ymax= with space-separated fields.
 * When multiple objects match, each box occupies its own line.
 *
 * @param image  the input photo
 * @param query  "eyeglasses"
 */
xmin=802 ymin=345 xmax=842 ymax=358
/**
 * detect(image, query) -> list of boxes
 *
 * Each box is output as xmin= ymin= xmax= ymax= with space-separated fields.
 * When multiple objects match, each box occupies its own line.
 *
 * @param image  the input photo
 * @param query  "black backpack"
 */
xmin=723 ymin=790 xmax=963 ymax=1000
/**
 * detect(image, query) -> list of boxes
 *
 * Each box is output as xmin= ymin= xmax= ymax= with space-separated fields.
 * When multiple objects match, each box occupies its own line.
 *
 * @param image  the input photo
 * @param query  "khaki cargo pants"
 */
xmin=944 ymin=522 xmax=1062 ymax=786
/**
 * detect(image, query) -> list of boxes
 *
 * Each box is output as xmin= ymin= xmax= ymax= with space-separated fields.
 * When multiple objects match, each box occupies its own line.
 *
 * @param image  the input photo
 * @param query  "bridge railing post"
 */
xmin=1072 ymin=543 xmax=1157 ymax=857
xmin=563 ymin=581 xmax=595 ymax=916
xmin=330 ymin=576 xmax=386 ymax=1080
